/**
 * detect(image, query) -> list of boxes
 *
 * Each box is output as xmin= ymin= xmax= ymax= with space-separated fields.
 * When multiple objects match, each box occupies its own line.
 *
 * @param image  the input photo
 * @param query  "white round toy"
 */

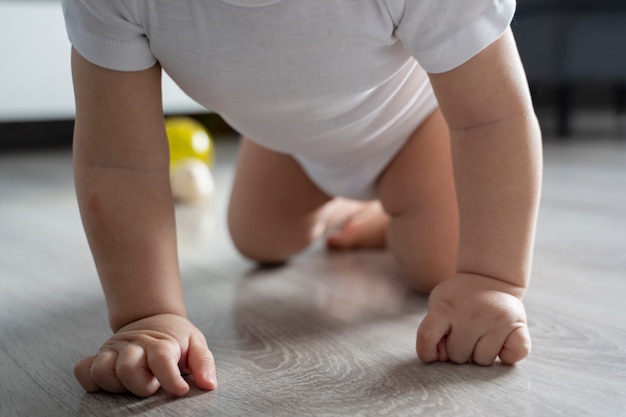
xmin=170 ymin=158 xmax=216 ymax=204
xmin=165 ymin=117 xmax=216 ymax=204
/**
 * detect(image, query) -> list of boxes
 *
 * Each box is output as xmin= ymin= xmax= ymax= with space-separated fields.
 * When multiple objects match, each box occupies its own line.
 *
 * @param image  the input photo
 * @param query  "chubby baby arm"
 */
xmin=71 ymin=50 xmax=216 ymax=395
xmin=418 ymin=28 xmax=542 ymax=365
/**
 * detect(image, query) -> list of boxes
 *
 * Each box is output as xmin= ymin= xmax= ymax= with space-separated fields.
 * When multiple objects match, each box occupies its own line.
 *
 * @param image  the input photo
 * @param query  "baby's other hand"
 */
xmin=74 ymin=314 xmax=217 ymax=397
xmin=416 ymin=273 xmax=531 ymax=366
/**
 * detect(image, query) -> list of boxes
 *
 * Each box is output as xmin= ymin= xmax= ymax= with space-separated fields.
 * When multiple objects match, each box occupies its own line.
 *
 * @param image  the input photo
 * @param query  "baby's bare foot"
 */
xmin=326 ymin=201 xmax=389 ymax=249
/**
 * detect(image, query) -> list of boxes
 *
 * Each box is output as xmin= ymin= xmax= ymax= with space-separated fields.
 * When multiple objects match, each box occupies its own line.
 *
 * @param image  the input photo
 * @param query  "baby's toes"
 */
xmin=326 ymin=202 xmax=388 ymax=249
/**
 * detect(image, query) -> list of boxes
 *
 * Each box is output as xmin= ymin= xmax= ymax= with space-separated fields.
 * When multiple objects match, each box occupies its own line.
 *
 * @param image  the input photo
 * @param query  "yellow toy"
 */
xmin=165 ymin=117 xmax=215 ymax=204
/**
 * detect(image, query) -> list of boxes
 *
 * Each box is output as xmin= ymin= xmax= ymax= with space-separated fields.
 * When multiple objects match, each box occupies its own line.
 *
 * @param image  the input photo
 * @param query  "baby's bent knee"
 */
xmin=227 ymin=219 xmax=316 ymax=265
xmin=230 ymin=238 xmax=292 ymax=265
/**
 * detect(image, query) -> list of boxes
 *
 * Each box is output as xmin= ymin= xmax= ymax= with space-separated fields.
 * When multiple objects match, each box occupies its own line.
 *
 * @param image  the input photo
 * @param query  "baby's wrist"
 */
xmin=109 ymin=306 xmax=187 ymax=332
xmin=452 ymin=271 xmax=527 ymax=299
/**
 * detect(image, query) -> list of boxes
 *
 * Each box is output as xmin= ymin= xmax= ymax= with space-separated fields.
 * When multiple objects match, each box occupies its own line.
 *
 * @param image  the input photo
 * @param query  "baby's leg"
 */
xmin=377 ymin=110 xmax=459 ymax=292
xmin=228 ymin=138 xmax=381 ymax=264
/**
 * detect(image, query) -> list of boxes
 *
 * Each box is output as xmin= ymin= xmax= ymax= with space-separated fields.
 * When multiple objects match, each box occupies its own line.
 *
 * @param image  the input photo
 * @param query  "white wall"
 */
xmin=0 ymin=1 xmax=204 ymax=122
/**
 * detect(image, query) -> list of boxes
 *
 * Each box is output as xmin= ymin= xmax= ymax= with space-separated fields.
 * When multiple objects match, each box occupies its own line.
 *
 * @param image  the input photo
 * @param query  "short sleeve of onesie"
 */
xmin=384 ymin=0 xmax=516 ymax=73
xmin=61 ymin=0 xmax=156 ymax=71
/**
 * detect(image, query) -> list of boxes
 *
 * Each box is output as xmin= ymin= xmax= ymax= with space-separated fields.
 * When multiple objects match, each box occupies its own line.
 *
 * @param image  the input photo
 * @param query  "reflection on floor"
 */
xmin=0 ymin=136 xmax=625 ymax=416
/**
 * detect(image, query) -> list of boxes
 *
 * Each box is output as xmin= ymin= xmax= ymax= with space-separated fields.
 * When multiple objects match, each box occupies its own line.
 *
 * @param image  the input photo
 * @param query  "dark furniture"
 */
xmin=513 ymin=0 xmax=626 ymax=135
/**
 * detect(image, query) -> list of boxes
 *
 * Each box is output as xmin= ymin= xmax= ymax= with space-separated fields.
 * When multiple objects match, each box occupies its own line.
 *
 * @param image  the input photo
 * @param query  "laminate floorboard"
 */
xmin=1 ymin=138 xmax=625 ymax=416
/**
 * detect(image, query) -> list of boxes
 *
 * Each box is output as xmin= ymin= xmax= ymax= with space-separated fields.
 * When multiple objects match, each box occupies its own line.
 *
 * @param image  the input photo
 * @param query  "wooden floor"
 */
xmin=1 ymin=136 xmax=625 ymax=416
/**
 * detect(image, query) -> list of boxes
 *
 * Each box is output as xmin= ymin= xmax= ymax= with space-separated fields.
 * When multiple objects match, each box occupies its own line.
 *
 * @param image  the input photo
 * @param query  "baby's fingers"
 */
xmin=187 ymin=335 xmax=217 ymax=391
xmin=74 ymin=355 xmax=101 ymax=393
xmin=116 ymin=345 xmax=159 ymax=397
xmin=472 ymin=331 xmax=508 ymax=366
xmin=416 ymin=309 xmax=450 ymax=363
xmin=499 ymin=326 xmax=531 ymax=365
xmin=82 ymin=350 xmax=126 ymax=393
xmin=472 ymin=325 xmax=530 ymax=366
xmin=146 ymin=341 xmax=189 ymax=397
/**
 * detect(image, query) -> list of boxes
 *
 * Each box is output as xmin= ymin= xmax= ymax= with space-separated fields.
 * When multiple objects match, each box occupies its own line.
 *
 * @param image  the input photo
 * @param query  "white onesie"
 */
xmin=62 ymin=0 xmax=515 ymax=200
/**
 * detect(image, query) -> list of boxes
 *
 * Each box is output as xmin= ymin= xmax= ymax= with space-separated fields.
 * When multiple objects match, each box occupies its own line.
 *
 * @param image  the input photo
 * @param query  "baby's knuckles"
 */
xmin=426 ymin=273 xmax=530 ymax=364
xmin=89 ymin=356 xmax=126 ymax=393
xmin=147 ymin=339 xmax=182 ymax=364
xmin=430 ymin=274 xmax=527 ymax=324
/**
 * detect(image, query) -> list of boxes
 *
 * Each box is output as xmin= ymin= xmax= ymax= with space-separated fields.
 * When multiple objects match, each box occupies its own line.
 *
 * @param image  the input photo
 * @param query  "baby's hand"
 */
xmin=417 ymin=273 xmax=531 ymax=366
xmin=74 ymin=314 xmax=217 ymax=397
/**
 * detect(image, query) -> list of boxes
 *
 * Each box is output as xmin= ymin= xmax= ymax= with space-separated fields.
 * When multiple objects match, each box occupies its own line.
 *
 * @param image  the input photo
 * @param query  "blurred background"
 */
xmin=514 ymin=0 xmax=626 ymax=138
xmin=0 ymin=0 xmax=233 ymax=151
xmin=1 ymin=0 xmax=625 ymax=149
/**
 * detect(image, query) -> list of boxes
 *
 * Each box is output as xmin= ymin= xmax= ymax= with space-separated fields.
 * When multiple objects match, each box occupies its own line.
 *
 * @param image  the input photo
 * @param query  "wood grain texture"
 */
xmin=1 ymin=139 xmax=625 ymax=416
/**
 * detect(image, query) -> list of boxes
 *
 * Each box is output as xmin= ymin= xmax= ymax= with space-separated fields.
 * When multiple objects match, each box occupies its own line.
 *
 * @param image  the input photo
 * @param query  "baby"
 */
xmin=62 ymin=0 xmax=542 ymax=397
